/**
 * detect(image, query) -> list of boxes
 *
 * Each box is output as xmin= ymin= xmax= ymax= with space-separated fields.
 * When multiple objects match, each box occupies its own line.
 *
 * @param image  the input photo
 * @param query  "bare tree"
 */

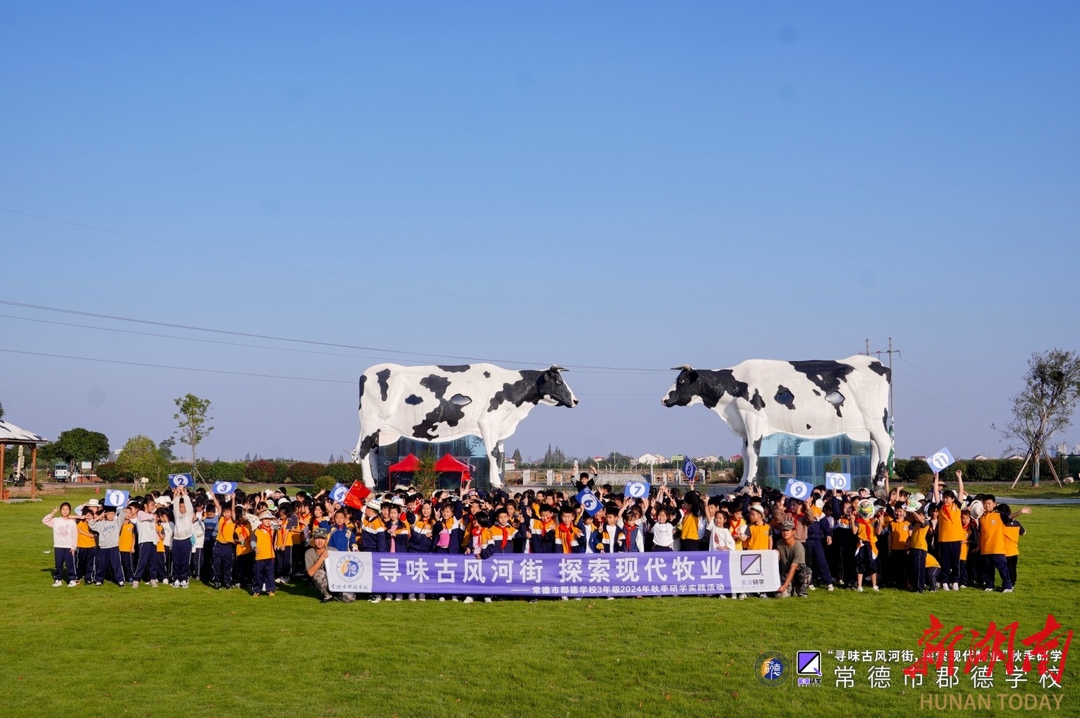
xmin=999 ymin=350 xmax=1080 ymax=486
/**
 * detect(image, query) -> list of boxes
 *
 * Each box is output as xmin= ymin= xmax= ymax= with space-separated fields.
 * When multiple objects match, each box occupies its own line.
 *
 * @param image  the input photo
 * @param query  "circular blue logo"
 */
xmin=756 ymin=652 xmax=789 ymax=686
xmin=334 ymin=555 xmax=365 ymax=584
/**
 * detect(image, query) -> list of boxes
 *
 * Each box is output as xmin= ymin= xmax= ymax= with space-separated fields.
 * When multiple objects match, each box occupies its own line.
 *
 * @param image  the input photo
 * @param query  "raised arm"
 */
xmin=955 ymin=469 xmax=966 ymax=502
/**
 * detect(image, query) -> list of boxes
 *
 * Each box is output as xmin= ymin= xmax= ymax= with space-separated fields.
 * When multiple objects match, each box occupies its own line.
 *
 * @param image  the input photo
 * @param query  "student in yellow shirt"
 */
xmin=906 ymin=505 xmax=930 ymax=593
xmin=119 ymin=504 xmax=137 ymax=584
xmin=212 ymin=499 xmax=237 ymax=590
xmin=924 ymin=551 xmax=941 ymax=592
xmin=234 ymin=518 xmax=254 ymax=590
xmin=886 ymin=505 xmax=911 ymax=589
xmin=978 ymin=494 xmax=1014 ymax=593
xmin=998 ymin=504 xmax=1030 ymax=590
xmin=743 ymin=504 xmax=773 ymax=551
xmin=252 ymin=510 xmax=276 ymax=597
xmin=933 ymin=469 xmax=967 ymax=591
xmin=75 ymin=503 xmax=100 ymax=585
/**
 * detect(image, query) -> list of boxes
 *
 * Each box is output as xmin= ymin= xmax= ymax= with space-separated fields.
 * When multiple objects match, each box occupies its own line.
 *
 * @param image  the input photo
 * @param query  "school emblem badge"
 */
xmin=334 ymin=554 xmax=366 ymax=584
xmin=755 ymin=652 xmax=789 ymax=686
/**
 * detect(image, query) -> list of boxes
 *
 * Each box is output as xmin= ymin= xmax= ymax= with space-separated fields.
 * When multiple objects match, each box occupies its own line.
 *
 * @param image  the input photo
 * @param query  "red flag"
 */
xmin=343 ymin=481 xmax=371 ymax=510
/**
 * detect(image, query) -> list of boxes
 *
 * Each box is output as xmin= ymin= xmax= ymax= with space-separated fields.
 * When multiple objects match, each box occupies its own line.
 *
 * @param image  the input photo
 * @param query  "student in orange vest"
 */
xmin=998 ymin=503 xmax=1030 ymax=589
xmin=977 ymin=495 xmax=1014 ymax=592
xmin=252 ymin=510 xmax=276 ymax=597
xmin=933 ymin=469 xmax=967 ymax=591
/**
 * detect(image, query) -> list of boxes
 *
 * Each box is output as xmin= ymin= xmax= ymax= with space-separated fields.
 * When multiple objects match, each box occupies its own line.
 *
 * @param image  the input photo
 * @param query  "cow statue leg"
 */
xmin=867 ymin=420 xmax=891 ymax=491
xmin=351 ymin=427 xmax=380 ymax=489
xmin=478 ymin=424 xmax=503 ymax=489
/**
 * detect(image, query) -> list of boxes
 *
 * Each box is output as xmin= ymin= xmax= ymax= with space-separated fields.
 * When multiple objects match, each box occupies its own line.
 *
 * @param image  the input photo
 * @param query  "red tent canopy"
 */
xmin=434 ymin=453 xmax=472 ymax=483
xmin=388 ymin=453 xmax=420 ymax=473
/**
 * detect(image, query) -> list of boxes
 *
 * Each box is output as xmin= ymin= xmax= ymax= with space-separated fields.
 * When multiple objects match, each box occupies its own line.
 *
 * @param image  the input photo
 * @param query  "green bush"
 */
xmin=326 ymin=462 xmax=364 ymax=484
xmin=313 ymin=475 xmax=337 ymax=494
xmin=287 ymin=462 xmax=325 ymax=484
xmin=916 ymin=473 xmax=935 ymax=496
xmin=271 ymin=461 xmax=291 ymax=484
xmin=244 ymin=460 xmax=276 ymax=484
xmin=203 ymin=461 xmax=246 ymax=483
xmin=96 ymin=461 xmax=120 ymax=483
xmin=964 ymin=459 xmax=997 ymax=483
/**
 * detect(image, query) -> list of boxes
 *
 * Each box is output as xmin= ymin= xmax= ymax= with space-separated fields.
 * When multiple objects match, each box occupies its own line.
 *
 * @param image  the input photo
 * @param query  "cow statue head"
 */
xmin=537 ymin=365 xmax=578 ymax=408
xmin=662 ymin=365 xmax=704 ymax=407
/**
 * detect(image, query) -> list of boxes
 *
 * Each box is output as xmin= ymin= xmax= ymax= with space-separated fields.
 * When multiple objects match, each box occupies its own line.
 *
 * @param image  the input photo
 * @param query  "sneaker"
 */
xmin=1002 ymin=588 xmax=1014 ymax=593
xmin=172 ymin=581 xmax=180 ymax=588
xmin=162 ymin=579 xmax=169 ymax=585
xmin=826 ymin=584 xmax=834 ymax=592
xmin=370 ymin=595 xmax=381 ymax=603
xmin=149 ymin=580 xmax=158 ymax=587
xmin=808 ymin=584 xmax=816 ymax=591
xmin=267 ymin=592 xmax=275 ymax=597
xmin=942 ymin=583 xmax=950 ymax=591
xmin=408 ymin=594 xmax=417 ymax=602
xmin=118 ymin=582 xmax=125 ymax=587
xmin=872 ymin=586 xmax=880 ymax=592
xmin=952 ymin=583 xmax=960 ymax=591
xmin=463 ymin=596 xmax=474 ymax=604
xmin=132 ymin=581 xmax=139 ymax=588
xmin=759 ymin=593 xmax=768 ymax=599
xmin=561 ymin=596 xmax=569 ymax=601
xmin=718 ymin=594 xmax=728 ymax=600
xmin=439 ymin=596 xmax=445 ymax=602
xmin=738 ymin=593 xmax=747 ymax=600
xmin=321 ymin=596 xmax=334 ymax=603
xmin=418 ymin=594 xmax=426 ymax=601
xmin=856 ymin=586 xmax=864 ymax=592
xmin=95 ymin=582 xmax=103 ymax=586
xmin=451 ymin=596 xmax=459 ymax=602
xmin=796 ymin=593 xmax=808 ymax=598
xmin=53 ymin=580 xmax=63 ymax=587
xmin=394 ymin=594 xmax=403 ymax=601
xmin=606 ymin=597 xmax=614 ymax=601
xmin=985 ymin=588 xmax=994 ymax=592
xmin=484 ymin=597 xmax=492 ymax=603
xmin=385 ymin=593 xmax=393 ymax=601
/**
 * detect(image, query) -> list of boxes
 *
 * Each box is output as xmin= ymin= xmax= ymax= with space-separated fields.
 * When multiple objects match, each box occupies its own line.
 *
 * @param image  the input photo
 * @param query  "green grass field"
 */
xmin=2 ymin=490 xmax=1076 ymax=718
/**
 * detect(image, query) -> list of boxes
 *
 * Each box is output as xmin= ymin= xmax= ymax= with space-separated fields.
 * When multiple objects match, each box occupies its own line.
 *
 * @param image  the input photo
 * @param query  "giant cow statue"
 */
xmin=662 ymin=356 xmax=891 ymax=487
xmin=351 ymin=363 xmax=577 ymax=488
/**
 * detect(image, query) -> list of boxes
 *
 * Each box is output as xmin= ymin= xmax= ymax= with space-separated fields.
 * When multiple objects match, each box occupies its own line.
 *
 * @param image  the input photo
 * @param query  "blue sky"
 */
xmin=1 ymin=2 xmax=1078 ymax=463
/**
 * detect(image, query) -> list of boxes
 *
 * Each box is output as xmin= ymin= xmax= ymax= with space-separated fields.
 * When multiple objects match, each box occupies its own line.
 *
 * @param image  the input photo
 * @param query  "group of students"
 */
xmin=41 ymin=469 xmax=1029 ymax=602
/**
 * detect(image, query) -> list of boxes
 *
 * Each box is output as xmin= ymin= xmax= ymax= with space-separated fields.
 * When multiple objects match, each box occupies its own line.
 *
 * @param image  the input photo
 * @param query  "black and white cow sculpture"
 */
xmin=351 ymin=363 xmax=577 ymax=488
xmin=662 ymin=355 xmax=891 ymax=487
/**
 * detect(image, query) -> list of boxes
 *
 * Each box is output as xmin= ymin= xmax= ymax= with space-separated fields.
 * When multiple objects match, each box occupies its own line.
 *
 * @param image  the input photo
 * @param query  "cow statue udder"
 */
xmin=662 ymin=355 xmax=891 ymax=487
xmin=351 ymin=363 xmax=577 ymax=488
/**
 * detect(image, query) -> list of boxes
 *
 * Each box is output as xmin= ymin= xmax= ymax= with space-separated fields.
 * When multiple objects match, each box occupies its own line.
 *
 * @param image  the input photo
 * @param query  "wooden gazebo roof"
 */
xmin=0 ymin=420 xmax=47 ymax=500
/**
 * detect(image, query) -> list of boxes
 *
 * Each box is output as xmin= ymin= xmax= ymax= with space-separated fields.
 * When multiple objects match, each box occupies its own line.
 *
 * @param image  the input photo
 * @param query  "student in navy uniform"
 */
xmin=408 ymin=501 xmax=436 ymax=553
xmin=530 ymin=504 xmax=558 ymax=553
xmin=489 ymin=507 xmax=519 ymax=555
xmin=433 ymin=501 xmax=464 ymax=554
xmin=359 ymin=500 xmax=389 ymax=553
xmin=327 ymin=510 xmax=356 ymax=552
xmin=575 ymin=511 xmax=601 ymax=553
xmin=802 ymin=499 xmax=835 ymax=591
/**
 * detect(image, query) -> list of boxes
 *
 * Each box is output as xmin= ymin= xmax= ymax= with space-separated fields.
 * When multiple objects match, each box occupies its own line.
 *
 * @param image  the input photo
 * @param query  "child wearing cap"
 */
xmin=744 ymin=504 xmax=772 ymax=551
xmin=252 ymin=511 xmax=276 ymax=597
xmin=359 ymin=500 xmax=389 ymax=553
xmin=42 ymin=503 xmax=78 ymax=587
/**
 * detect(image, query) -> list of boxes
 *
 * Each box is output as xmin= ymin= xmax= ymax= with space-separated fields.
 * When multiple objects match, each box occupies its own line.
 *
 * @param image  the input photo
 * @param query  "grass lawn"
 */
xmin=2 ymin=489 xmax=1077 ymax=718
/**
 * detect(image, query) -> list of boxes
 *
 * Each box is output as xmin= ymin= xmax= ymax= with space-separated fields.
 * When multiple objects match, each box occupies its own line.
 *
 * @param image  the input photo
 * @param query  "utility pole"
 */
xmin=865 ymin=338 xmax=901 ymax=485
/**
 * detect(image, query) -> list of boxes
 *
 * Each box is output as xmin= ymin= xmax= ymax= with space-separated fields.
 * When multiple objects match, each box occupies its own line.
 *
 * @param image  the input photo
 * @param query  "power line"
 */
xmin=0 ymin=299 xmax=670 ymax=374
xmin=898 ymin=356 xmax=1002 ymax=414
xmin=1 ymin=206 xmax=839 ymax=342
xmin=892 ymin=365 xmax=1005 ymax=424
xmin=0 ymin=347 xmax=353 ymax=384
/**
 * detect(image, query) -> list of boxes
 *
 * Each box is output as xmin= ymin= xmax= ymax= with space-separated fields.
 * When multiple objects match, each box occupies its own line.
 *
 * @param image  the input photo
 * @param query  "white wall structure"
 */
xmin=662 ymin=356 xmax=891 ymax=487
xmin=351 ymin=363 xmax=577 ymax=488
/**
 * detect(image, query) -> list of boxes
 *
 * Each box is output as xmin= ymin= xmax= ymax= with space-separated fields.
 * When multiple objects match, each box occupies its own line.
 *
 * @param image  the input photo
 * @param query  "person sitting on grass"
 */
xmin=305 ymin=527 xmax=355 ymax=603
xmin=775 ymin=519 xmax=811 ymax=598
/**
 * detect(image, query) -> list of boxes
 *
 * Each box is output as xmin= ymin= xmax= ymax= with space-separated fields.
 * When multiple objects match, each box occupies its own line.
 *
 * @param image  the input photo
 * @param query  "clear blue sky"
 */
xmin=2 ymin=2 xmax=1078 ymax=463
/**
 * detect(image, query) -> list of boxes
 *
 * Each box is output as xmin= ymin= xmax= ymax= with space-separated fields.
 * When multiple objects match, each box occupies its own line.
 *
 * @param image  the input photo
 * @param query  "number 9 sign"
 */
xmin=928 ymin=448 xmax=955 ymax=473
xmin=784 ymin=478 xmax=811 ymax=500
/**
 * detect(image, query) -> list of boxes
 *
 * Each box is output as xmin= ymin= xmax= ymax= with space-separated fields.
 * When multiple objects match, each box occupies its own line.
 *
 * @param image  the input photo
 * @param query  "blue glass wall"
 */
xmin=372 ymin=435 xmax=497 ymax=491
xmin=756 ymin=432 xmax=873 ymax=490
